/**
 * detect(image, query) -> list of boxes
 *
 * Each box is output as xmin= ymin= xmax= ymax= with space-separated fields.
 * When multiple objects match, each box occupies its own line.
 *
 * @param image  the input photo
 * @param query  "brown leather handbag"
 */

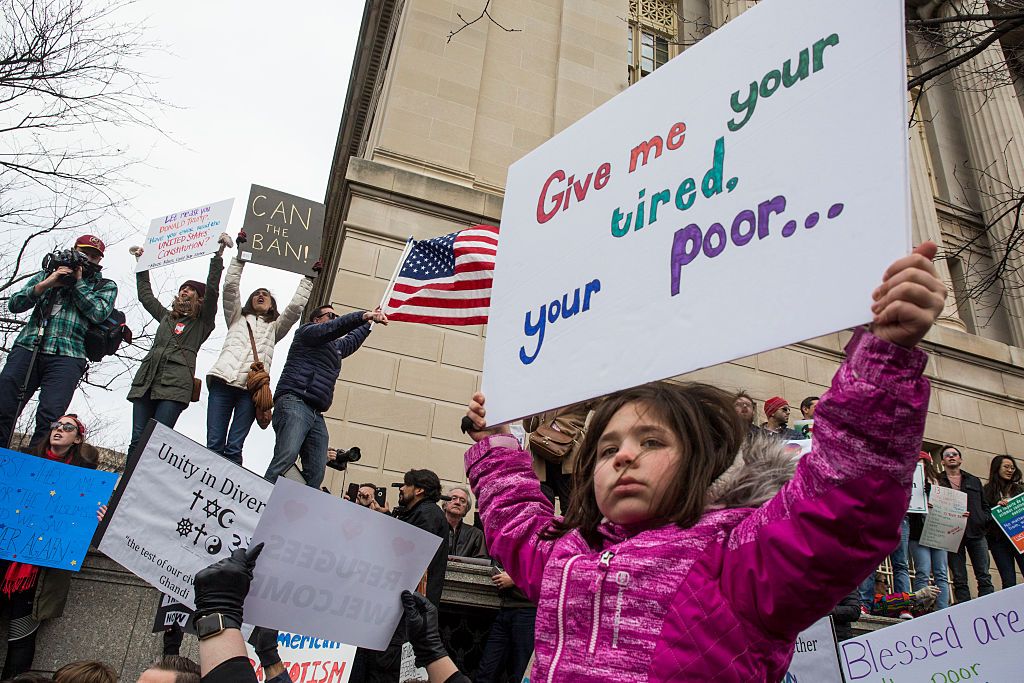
xmin=528 ymin=405 xmax=590 ymax=465
xmin=245 ymin=322 xmax=273 ymax=429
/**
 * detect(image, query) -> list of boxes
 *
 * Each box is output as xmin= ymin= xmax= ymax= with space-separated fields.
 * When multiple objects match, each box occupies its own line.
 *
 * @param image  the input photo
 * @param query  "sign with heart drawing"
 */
xmin=244 ymin=478 xmax=442 ymax=649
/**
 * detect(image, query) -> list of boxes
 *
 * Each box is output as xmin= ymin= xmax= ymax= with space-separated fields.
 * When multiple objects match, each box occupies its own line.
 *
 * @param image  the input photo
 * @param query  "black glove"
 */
xmin=248 ymin=626 xmax=281 ymax=668
xmin=193 ymin=543 xmax=264 ymax=625
xmin=402 ymin=590 xmax=447 ymax=668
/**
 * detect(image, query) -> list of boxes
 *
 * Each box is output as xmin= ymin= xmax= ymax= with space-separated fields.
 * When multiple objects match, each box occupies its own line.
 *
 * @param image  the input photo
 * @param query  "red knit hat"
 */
xmin=763 ymin=396 xmax=789 ymax=418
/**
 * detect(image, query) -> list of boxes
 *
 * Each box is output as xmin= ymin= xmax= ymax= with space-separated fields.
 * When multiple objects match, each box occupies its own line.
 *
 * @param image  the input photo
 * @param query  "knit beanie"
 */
xmin=763 ymin=396 xmax=789 ymax=419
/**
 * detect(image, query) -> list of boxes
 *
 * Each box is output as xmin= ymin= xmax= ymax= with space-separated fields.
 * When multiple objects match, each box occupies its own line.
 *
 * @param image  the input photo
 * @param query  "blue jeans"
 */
xmin=476 ymin=607 xmax=536 ymax=683
xmin=0 ymin=346 xmax=87 ymax=449
xmin=948 ymin=536 xmax=995 ymax=602
xmin=266 ymin=393 xmax=328 ymax=488
xmin=989 ymin=535 xmax=1024 ymax=589
xmin=129 ymin=391 xmax=187 ymax=458
xmin=909 ymin=539 xmax=949 ymax=610
xmin=859 ymin=516 xmax=910 ymax=607
xmin=206 ymin=378 xmax=256 ymax=466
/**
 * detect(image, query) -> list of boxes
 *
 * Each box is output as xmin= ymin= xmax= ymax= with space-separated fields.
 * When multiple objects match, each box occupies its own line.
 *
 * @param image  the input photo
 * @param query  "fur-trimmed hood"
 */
xmin=705 ymin=431 xmax=799 ymax=510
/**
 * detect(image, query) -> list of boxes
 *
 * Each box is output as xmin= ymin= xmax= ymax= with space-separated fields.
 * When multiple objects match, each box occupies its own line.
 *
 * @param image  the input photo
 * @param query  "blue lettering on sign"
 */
xmin=519 ymin=279 xmax=601 ymax=365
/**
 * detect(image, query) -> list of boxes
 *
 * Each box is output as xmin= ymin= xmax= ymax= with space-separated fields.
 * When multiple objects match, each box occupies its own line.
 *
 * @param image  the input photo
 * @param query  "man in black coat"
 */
xmin=444 ymin=485 xmax=487 ymax=559
xmin=350 ymin=468 xmax=449 ymax=682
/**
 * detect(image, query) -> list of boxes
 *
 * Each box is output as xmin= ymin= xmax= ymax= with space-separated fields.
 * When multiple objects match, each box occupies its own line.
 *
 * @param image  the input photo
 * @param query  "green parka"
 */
xmin=128 ymin=255 xmax=223 ymax=404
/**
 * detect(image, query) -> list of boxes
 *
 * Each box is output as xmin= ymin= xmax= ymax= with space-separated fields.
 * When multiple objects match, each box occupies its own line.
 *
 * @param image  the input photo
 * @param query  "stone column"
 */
xmin=943 ymin=0 xmax=1024 ymax=345
xmin=710 ymin=0 xmax=759 ymax=28
xmin=908 ymin=94 xmax=966 ymax=331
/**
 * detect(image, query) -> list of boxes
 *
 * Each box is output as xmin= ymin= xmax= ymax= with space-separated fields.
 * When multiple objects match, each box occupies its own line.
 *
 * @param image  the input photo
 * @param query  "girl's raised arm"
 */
xmin=463 ymin=393 xmax=557 ymax=602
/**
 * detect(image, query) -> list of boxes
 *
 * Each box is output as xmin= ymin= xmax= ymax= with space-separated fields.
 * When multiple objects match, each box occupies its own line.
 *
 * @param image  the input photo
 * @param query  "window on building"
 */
xmin=628 ymin=0 xmax=677 ymax=84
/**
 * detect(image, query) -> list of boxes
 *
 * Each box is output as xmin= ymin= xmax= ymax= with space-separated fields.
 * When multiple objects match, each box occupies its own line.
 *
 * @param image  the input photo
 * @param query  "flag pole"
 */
xmin=372 ymin=236 xmax=414 ymax=329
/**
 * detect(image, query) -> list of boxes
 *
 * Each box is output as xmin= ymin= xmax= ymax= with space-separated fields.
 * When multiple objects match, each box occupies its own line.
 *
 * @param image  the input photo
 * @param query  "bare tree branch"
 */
xmin=446 ymin=0 xmax=520 ymax=43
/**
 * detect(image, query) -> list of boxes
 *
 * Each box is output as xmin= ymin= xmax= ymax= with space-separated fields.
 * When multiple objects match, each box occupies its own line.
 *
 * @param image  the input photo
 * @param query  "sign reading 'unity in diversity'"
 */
xmin=98 ymin=422 xmax=272 ymax=608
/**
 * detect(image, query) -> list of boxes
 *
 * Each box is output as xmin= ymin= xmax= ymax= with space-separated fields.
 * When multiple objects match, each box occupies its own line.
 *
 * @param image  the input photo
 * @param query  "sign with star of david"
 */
xmin=97 ymin=421 xmax=272 ymax=608
xmin=0 ymin=447 xmax=117 ymax=570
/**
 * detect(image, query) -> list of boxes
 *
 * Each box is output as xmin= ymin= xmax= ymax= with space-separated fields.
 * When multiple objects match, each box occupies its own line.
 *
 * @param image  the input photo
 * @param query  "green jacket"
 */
xmin=128 ymin=256 xmax=223 ymax=404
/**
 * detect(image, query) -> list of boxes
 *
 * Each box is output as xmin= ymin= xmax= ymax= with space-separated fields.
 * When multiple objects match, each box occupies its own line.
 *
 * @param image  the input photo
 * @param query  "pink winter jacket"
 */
xmin=465 ymin=329 xmax=930 ymax=682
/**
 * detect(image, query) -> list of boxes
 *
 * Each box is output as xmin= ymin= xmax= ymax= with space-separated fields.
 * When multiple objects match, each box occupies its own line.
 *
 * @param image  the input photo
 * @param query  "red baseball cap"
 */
xmin=75 ymin=234 xmax=106 ymax=256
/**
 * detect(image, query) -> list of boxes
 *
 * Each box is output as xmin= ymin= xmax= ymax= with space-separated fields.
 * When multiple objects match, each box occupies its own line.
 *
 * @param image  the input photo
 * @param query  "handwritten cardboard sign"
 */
xmin=243 ymin=478 xmax=442 ymax=649
xmin=245 ymin=631 xmax=355 ymax=683
xmin=992 ymin=492 xmax=1024 ymax=554
xmin=136 ymin=199 xmax=234 ymax=272
xmin=841 ymin=584 xmax=1024 ymax=682
xmin=0 ymin=448 xmax=117 ymax=570
xmin=239 ymin=184 xmax=324 ymax=276
xmin=919 ymin=486 xmax=968 ymax=553
xmin=98 ymin=422 xmax=272 ymax=608
xmin=481 ymin=0 xmax=909 ymax=424
xmin=783 ymin=616 xmax=843 ymax=682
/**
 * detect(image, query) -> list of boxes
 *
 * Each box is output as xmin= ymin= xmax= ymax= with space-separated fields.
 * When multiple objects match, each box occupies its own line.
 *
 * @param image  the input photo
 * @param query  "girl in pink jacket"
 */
xmin=462 ymin=244 xmax=947 ymax=682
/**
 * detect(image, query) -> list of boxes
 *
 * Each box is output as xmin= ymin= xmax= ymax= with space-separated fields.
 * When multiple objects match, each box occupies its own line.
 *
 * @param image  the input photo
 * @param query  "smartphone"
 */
xmin=345 ymin=483 xmax=359 ymax=502
xmin=374 ymin=486 xmax=387 ymax=507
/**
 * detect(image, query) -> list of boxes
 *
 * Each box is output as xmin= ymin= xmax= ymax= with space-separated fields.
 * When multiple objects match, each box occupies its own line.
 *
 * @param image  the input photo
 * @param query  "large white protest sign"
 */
xmin=244 ymin=478 xmax=442 ymax=649
xmin=783 ymin=616 xmax=843 ymax=683
xmin=919 ymin=486 xmax=968 ymax=553
xmin=481 ymin=0 xmax=909 ymax=423
xmin=244 ymin=631 xmax=355 ymax=683
xmin=136 ymin=198 xmax=234 ymax=271
xmin=841 ymin=584 xmax=1024 ymax=682
xmin=98 ymin=422 xmax=271 ymax=607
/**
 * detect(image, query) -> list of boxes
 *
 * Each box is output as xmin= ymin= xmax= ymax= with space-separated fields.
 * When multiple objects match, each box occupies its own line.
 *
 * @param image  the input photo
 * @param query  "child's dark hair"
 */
xmin=542 ymin=382 xmax=744 ymax=546
xmin=240 ymin=288 xmax=280 ymax=322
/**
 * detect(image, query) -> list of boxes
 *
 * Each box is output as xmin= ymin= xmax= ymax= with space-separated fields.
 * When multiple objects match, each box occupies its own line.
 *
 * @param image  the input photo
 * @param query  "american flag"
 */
xmin=385 ymin=225 xmax=499 ymax=325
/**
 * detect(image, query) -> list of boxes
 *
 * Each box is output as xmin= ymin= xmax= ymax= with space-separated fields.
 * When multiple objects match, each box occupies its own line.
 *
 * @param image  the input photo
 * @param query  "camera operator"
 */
xmin=0 ymin=235 xmax=116 ymax=449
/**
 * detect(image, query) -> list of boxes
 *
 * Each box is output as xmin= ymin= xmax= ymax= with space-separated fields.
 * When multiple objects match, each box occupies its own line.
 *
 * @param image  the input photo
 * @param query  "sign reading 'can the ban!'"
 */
xmin=239 ymin=184 xmax=325 ymax=276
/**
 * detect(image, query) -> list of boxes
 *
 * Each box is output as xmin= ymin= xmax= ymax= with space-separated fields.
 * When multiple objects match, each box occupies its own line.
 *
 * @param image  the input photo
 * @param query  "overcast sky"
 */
xmin=50 ymin=1 xmax=363 ymax=475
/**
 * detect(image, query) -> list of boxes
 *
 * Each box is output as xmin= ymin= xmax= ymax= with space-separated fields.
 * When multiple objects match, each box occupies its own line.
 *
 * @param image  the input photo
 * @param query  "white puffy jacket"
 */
xmin=206 ymin=257 xmax=313 ymax=388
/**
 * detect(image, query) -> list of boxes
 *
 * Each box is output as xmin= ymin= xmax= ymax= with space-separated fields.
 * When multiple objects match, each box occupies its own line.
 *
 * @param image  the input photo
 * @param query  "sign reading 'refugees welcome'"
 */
xmin=482 ymin=0 xmax=910 ymax=424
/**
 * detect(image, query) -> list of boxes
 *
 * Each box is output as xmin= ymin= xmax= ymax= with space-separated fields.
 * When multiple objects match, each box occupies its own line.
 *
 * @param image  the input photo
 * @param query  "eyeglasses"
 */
xmin=316 ymin=311 xmax=337 ymax=320
xmin=51 ymin=421 xmax=79 ymax=433
xmin=356 ymin=493 xmax=373 ymax=501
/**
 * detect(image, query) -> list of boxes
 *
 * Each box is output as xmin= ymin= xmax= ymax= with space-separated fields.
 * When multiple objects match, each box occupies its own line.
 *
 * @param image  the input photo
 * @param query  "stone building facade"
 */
xmin=314 ymin=0 xmax=1024 ymax=587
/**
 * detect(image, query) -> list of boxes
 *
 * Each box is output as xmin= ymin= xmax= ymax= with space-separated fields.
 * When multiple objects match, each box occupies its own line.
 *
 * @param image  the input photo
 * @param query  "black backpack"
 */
xmin=84 ymin=281 xmax=132 ymax=361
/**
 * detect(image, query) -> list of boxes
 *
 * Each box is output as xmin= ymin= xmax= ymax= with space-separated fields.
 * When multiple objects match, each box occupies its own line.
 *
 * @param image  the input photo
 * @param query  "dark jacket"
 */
xmin=448 ymin=520 xmax=487 ymax=559
xmin=938 ymin=469 xmax=991 ymax=540
xmin=129 ymin=256 xmax=223 ymax=403
xmin=396 ymin=499 xmax=449 ymax=607
xmin=984 ymin=480 xmax=1023 ymax=546
xmin=830 ymin=589 xmax=861 ymax=641
xmin=274 ymin=310 xmax=370 ymax=412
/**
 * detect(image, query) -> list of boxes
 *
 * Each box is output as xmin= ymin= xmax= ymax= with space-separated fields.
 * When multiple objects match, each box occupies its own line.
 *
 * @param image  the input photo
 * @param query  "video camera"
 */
xmin=42 ymin=249 xmax=100 ymax=285
xmin=325 ymin=446 xmax=361 ymax=472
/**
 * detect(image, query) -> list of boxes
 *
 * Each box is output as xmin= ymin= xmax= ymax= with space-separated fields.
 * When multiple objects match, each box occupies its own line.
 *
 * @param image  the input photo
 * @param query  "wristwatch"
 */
xmin=195 ymin=613 xmax=242 ymax=640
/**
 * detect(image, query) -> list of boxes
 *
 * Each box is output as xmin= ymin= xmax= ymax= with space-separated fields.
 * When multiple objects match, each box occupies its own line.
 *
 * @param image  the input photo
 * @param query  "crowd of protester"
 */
xmin=0 ymin=237 xmax=1022 ymax=681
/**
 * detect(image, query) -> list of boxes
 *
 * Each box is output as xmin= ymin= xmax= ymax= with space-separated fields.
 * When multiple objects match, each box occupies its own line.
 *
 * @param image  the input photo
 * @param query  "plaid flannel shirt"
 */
xmin=9 ymin=271 xmax=118 ymax=359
